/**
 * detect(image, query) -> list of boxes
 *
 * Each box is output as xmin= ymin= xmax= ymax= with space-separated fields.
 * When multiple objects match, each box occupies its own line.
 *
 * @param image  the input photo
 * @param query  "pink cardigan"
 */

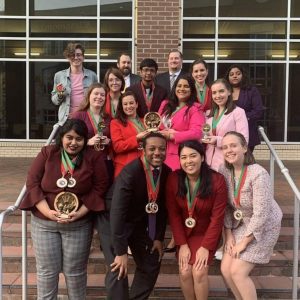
xmin=205 ymin=106 xmax=249 ymax=171
xmin=158 ymin=100 xmax=205 ymax=170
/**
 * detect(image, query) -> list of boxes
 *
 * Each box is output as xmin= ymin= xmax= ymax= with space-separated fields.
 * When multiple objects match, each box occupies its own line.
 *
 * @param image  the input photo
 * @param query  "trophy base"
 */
xmin=58 ymin=213 xmax=70 ymax=219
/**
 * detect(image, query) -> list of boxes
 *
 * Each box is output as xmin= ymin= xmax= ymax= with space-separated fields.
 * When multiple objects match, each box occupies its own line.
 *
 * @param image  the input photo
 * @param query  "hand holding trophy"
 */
xmin=162 ymin=115 xmax=172 ymax=130
xmin=54 ymin=191 xmax=79 ymax=219
xmin=56 ymin=83 xmax=66 ymax=98
xmin=94 ymin=121 xmax=106 ymax=151
xmin=201 ymin=124 xmax=211 ymax=142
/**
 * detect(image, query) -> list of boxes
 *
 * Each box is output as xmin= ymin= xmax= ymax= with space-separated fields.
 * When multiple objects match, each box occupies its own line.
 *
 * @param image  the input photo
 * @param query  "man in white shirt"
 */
xmin=117 ymin=53 xmax=140 ymax=89
xmin=155 ymin=49 xmax=186 ymax=94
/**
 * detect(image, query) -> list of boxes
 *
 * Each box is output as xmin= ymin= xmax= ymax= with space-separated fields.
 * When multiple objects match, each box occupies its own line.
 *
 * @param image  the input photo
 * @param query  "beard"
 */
xmin=122 ymin=68 xmax=131 ymax=76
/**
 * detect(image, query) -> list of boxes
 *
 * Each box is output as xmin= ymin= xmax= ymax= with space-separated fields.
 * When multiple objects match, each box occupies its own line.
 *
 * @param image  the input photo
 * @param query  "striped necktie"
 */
xmin=170 ymin=73 xmax=176 ymax=90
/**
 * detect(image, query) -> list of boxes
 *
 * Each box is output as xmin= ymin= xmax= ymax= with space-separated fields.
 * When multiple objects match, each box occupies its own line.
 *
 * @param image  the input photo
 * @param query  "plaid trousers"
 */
xmin=31 ymin=214 xmax=93 ymax=300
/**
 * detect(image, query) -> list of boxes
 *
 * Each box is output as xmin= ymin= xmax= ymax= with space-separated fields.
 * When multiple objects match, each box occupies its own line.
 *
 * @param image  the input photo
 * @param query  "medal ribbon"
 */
xmin=185 ymin=177 xmax=201 ymax=217
xmin=106 ymin=94 xmax=117 ymax=118
xmin=140 ymin=82 xmax=155 ymax=111
xmin=141 ymin=156 xmax=161 ymax=203
xmin=129 ymin=117 xmax=146 ymax=133
xmin=87 ymin=109 xmax=103 ymax=135
xmin=212 ymin=108 xmax=226 ymax=135
xmin=196 ymin=83 xmax=207 ymax=104
xmin=60 ymin=150 xmax=76 ymax=177
xmin=232 ymin=165 xmax=248 ymax=208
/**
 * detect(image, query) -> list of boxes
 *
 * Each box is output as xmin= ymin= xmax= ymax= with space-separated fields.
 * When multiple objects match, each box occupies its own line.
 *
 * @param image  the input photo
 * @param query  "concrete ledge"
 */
xmin=0 ymin=142 xmax=300 ymax=159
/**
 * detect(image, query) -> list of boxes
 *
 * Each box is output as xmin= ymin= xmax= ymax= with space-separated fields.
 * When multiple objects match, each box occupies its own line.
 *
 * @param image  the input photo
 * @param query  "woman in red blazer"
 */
xmin=190 ymin=59 xmax=211 ymax=112
xmin=166 ymin=140 xmax=227 ymax=299
xmin=110 ymin=90 xmax=149 ymax=178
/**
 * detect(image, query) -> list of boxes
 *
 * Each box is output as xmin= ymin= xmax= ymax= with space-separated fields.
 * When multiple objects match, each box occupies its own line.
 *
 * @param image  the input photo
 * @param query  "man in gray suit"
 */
xmin=117 ymin=53 xmax=141 ymax=89
xmin=155 ymin=49 xmax=186 ymax=95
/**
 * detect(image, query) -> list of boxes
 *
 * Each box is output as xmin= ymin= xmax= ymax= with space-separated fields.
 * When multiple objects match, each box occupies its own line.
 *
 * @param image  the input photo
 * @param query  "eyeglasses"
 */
xmin=108 ymin=78 xmax=122 ymax=83
xmin=71 ymin=53 xmax=83 ymax=58
xmin=141 ymin=67 xmax=156 ymax=74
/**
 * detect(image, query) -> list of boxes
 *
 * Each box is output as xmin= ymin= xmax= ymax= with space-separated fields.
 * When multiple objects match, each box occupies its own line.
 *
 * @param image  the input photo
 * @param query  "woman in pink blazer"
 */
xmin=202 ymin=78 xmax=249 ymax=172
xmin=110 ymin=91 xmax=148 ymax=178
xmin=158 ymin=74 xmax=205 ymax=171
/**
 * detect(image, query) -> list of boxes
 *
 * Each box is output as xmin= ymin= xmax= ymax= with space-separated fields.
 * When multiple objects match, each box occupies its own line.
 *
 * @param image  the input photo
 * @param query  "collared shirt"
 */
xmin=124 ymin=75 xmax=130 ymax=89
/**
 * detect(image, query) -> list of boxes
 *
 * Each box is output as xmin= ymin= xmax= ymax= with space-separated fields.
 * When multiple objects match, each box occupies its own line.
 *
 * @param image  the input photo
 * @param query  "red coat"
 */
xmin=110 ymin=119 xmax=143 ymax=178
xmin=197 ymin=86 xmax=212 ymax=112
xmin=166 ymin=171 xmax=227 ymax=264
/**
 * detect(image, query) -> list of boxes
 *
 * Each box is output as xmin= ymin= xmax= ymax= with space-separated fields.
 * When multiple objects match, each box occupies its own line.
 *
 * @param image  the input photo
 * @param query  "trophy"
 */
xmin=201 ymin=124 xmax=211 ymax=142
xmin=95 ymin=121 xmax=106 ymax=151
xmin=56 ymin=83 xmax=65 ymax=97
xmin=54 ymin=191 xmax=79 ymax=219
xmin=144 ymin=112 xmax=161 ymax=131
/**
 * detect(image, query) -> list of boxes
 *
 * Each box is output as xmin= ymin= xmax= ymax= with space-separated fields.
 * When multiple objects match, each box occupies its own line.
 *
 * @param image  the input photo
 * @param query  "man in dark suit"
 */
xmin=155 ymin=49 xmax=187 ymax=94
xmin=127 ymin=58 xmax=168 ymax=117
xmin=117 ymin=53 xmax=141 ymax=89
xmin=110 ymin=132 xmax=171 ymax=300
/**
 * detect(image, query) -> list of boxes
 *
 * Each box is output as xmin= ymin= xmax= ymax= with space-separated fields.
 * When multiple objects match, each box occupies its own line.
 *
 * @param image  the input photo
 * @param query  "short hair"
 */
xmin=63 ymin=42 xmax=85 ymax=59
xmin=55 ymin=119 xmax=88 ymax=148
xmin=168 ymin=49 xmax=183 ymax=59
xmin=117 ymin=53 xmax=132 ymax=64
xmin=103 ymin=67 xmax=125 ymax=92
xmin=208 ymin=78 xmax=236 ymax=118
xmin=142 ymin=131 xmax=167 ymax=148
xmin=139 ymin=58 xmax=158 ymax=71
xmin=223 ymin=131 xmax=256 ymax=169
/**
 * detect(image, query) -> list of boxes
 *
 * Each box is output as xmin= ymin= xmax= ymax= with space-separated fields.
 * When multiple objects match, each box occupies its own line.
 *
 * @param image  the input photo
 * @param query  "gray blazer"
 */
xmin=51 ymin=67 xmax=98 ymax=125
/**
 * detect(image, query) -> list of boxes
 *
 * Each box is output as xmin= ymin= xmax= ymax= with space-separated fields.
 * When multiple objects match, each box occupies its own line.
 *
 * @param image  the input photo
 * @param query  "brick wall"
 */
xmin=136 ymin=0 xmax=181 ymax=72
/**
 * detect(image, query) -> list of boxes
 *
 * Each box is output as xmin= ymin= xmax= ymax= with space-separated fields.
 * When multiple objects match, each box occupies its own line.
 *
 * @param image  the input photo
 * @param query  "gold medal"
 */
xmin=233 ymin=209 xmax=243 ymax=221
xmin=185 ymin=217 xmax=196 ymax=228
xmin=67 ymin=177 xmax=76 ymax=188
xmin=54 ymin=191 xmax=79 ymax=219
xmin=56 ymin=177 xmax=68 ymax=188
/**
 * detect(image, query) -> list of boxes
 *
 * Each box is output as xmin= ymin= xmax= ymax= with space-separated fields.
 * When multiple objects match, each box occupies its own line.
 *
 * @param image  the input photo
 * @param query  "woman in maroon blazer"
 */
xmin=166 ymin=140 xmax=227 ymax=299
xmin=110 ymin=90 xmax=149 ymax=178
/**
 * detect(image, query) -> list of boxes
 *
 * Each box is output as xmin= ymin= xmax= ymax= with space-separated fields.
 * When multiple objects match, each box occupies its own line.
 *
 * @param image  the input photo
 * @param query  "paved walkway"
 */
xmin=0 ymin=157 xmax=299 ymax=206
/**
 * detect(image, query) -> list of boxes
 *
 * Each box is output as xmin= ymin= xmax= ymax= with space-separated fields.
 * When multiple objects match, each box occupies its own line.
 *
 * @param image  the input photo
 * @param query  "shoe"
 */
xmin=163 ymin=246 xmax=176 ymax=253
xmin=127 ymin=246 xmax=132 ymax=256
xmin=214 ymin=250 xmax=223 ymax=260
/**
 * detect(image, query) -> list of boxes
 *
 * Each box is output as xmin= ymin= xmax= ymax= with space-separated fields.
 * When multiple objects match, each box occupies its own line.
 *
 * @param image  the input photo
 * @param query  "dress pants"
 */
xmin=31 ymin=214 xmax=93 ymax=300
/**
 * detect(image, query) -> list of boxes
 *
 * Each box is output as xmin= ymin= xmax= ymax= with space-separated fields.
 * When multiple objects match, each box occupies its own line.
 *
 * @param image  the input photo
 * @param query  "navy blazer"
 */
xmin=127 ymin=81 xmax=168 ymax=117
xmin=110 ymin=158 xmax=171 ymax=255
xmin=235 ymin=86 xmax=264 ymax=149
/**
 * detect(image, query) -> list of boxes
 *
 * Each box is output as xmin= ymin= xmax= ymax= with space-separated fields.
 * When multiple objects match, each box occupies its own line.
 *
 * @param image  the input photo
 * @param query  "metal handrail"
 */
xmin=258 ymin=126 xmax=300 ymax=300
xmin=0 ymin=123 xmax=61 ymax=300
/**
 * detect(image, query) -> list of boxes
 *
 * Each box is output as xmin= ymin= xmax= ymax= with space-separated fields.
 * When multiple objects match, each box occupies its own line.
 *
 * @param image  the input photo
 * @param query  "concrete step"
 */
xmin=1 ymin=273 xmax=296 ymax=299
xmin=2 ymin=245 xmax=298 ymax=277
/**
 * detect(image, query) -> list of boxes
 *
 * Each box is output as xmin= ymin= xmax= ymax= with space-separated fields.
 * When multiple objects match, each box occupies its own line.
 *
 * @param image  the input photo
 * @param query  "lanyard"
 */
xmin=185 ymin=177 xmax=200 ymax=217
xmin=232 ymin=165 xmax=248 ymax=208
xmin=87 ymin=109 xmax=103 ymax=135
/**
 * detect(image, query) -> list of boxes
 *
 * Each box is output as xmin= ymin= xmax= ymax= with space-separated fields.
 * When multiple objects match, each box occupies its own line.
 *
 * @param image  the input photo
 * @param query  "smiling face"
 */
xmin=89 ymin=87 xmax=106 ymax=111
xmin=211 ymin=82 xmax=231 ymax=109
xmin=180 ymin=146 xmax=203 ymax=178
xmin=108 ymin=73 xmax=122 ymax=93
xmin=222 ymin=134 xmax=247 ymax=167
xmin=168 ymin=51 xmax=183 ymax=72
xmin=228 ymin=67 xmax=243 ymax=87
xmin=175 ymin=79 xmax=191 ymax=103
xmin=118 ymin=55 xmax=132 ymax=76
xmin=62 ymin=129 xmax=85 ymax=157
xmin=192 ymin=63 xmax=208 ymax=85
xmin=122 ymin=94 xmax=138 ymax=118
xmin=68 ymin=48 xmax=84 ymax=69
xmin=144 ymin=136 xmax=167 ymax=167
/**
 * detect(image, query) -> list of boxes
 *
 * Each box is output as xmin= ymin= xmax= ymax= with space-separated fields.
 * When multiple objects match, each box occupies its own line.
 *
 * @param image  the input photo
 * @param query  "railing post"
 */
xmin=269 ymin=153 xmax=275 ymax=193
xmin=0 ymin=213 xmax=4 ymax=300
xmin=292 ymin=194 xmax=299 ymax=300
xmin=22 ymin=211 xmax=28 ymax=300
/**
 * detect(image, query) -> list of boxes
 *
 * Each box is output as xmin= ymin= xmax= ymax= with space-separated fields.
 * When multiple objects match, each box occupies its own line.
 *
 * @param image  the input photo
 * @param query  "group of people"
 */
xmin=20 ymin=42 xmax=282 ymax=300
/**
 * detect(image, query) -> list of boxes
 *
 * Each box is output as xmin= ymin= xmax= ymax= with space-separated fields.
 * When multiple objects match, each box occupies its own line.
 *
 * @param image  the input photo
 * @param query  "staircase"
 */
xmin=0 ymin=203 xmax=298 ymax=300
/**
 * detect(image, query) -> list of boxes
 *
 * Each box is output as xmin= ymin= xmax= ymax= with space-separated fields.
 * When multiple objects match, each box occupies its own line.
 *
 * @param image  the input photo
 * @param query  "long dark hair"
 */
xmin=223 ymin=131 xmax=256 ymax=170
xmin=176 ymin=140 xmax=213 ymax=199
xmin=115 ymin=90 xmax=141 ymax=126
xmin=55 ymin=119 xmax=88 ymax=148
xmin=224 ymin=64 xmax=251 ymax=90
xmin=190 ymin=59 xmax=209 ymax=85
xmin=162 ymin=73 xmax=198 ymax=117
xmin=208 ymin=78 xmax=236 ymax=118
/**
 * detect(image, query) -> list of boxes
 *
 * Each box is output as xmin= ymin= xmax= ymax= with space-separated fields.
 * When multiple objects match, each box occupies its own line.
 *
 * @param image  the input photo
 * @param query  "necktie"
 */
xmin=170 ymin=73 xmax=176 ymax=90
xmin=148 ymin=168 xmax=159 ymax=240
